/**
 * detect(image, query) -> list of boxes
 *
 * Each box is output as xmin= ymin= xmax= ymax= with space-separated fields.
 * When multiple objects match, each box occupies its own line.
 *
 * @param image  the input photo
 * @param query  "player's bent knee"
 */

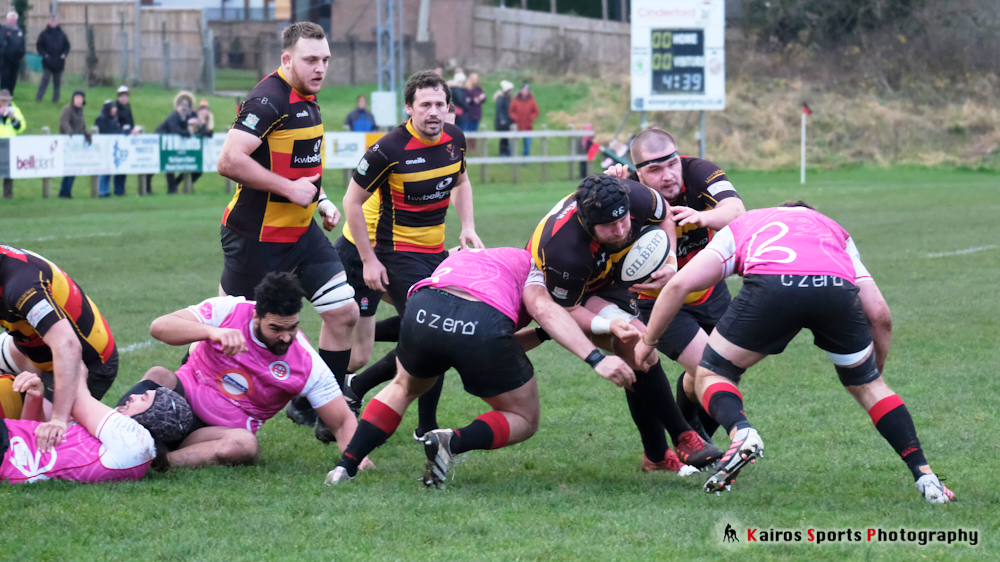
xmin=699 ymin=344 xmax=746 ymax=384
xmin=311 ymin=277 xmax=357 ymax=315
xmin=218 ymin=430 xmax=260 ymax=465
xmin=141 ymin=366 xmax=178 ymax=388
xmin=832 ymin=345 xmax=880 ymax=387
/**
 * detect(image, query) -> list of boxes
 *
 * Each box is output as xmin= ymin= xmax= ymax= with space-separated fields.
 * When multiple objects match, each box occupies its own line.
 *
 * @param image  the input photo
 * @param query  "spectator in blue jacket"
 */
xmin=95 ymin=100 xmax=127 ymax=197
xmin=344 ymin=95 xmax=375 ymax=132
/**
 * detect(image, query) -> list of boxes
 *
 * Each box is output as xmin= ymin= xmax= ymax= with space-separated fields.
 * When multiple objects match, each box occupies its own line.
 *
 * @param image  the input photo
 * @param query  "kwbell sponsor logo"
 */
xmin=625 ymin=235 xmax=662 ymax=278
xmin=293 ymin=153 xmax=322 ymax=165
xmin=406 ymin=157 xmax=426 ymax=165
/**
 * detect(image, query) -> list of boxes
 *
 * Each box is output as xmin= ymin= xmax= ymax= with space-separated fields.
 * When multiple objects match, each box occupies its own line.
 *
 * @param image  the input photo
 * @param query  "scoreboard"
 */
xmin=631 ymin=0 xmax=725 ymax=111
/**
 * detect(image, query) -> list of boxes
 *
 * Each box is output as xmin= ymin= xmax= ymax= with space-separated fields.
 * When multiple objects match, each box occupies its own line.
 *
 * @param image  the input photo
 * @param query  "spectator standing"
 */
xmin=115 ymin=85 xmax=135 ymax=133
xmin=155 ymin=91 xmax=208 ymax=194
xmin=463 ymin=73 xmax=486 ymax=151
xmin=95 ymin=100 xmax=125 ymax=197
xmin=197 ymin=99 xmax=215 ymax=133
xmin=0 ymin=11 xmax=25 ymax=95
xmin=343 ymin=95 xmax=374 ymax=132
xmin=0 ymin=88 xmax=25 ymax=199
xmin=508 ymin=82 xmax=539 ymax=157
xmin=57 ymin=90 xmax=91 ymax=199
xmin=449 ymin=71 xmax=468 ymax=130
xmin=35 ymin=14 xmax=69 ymax=103
xmin=493 ymin=80 xmax=514 ymax=157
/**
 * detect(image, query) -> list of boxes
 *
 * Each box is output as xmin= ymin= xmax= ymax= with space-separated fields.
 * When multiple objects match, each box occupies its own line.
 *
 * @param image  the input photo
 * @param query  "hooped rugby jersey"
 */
xmin=223 ymin=67 xmax=325 ymax=243
xmin=0 ymin=246 xmax=115 ymax=372
xmin=630 ymin=156 xmax=740 ymax=304
xmin=349 ymin=120 xmax=467 ymax=253
xmin=527 ymin=179 xmax=668 ymax=307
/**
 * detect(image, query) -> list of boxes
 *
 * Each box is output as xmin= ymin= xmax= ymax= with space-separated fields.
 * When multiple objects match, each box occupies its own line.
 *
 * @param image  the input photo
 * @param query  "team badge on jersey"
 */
xmin=446 ymin=142 xmax=459 ymax=161
xmin=269 ymin=361 xmax=290 ymax=381
xmin=242 ymin=113 xmax=260 ymax=131
xmin=357 ymin=157 xmax=369 ymax=175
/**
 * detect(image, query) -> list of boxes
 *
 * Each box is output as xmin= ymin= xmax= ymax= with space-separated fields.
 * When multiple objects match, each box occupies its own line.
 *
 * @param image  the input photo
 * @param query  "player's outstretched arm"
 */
xmin=343 ymin=180 xmax=389 ymax=292
xmin=315 ymin=397 xmax=374 ymax=470
xmin=671 ymin=197 xmax=745 ymax=231
xmin=450 ymin=172 xmax=484 ymax=250
xmin=217 ymin=129 xmax=319 ymax=208
xmin=857 ymin=280 xmax=892 ymax=372
xmin=150 ymin=309 xmax=247 ymax=357
xmin=35 ymin=318 xmax=85 ymax=452
xmin=523 ymin=285 xmax=635 ymax=387
xmin=12 ymin=372 xmax=46 ymax=422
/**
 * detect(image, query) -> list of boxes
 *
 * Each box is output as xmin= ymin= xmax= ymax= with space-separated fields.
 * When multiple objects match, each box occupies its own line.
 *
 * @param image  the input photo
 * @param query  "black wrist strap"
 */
xmin=584 ymin=349 xmax=604 ymax=369
xmin=535 ymin=326 xmax=551 ymax=343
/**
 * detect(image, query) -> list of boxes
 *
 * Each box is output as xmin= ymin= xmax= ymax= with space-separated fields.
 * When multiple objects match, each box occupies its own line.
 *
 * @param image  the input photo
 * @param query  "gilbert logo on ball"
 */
xmin=620 ymin=225 xmax=671 ymax=283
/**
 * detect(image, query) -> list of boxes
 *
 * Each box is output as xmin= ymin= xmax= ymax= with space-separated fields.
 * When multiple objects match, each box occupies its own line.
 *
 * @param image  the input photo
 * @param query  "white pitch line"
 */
xmin=7 ymin=232 xmax=121 ymax=244
xmin=119 ymin=340 xmax=156 ymax=354
xmin=926 ymin=245 xmax=998 ymax=259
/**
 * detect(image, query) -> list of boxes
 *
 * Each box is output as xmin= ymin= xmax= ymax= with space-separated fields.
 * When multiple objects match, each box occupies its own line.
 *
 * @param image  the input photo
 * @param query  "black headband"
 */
xmin=635 ymin=151 xmax=679 ymax=169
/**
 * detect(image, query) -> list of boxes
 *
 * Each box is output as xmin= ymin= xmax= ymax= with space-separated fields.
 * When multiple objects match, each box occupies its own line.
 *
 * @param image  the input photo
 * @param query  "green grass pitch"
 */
xmin=0 ymin=166 xmax=998 ymax=561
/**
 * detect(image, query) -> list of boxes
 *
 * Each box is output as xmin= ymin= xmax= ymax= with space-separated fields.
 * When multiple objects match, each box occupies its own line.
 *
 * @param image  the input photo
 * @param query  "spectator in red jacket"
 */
xmin=509 ymin=83 xmax=539 ymax=157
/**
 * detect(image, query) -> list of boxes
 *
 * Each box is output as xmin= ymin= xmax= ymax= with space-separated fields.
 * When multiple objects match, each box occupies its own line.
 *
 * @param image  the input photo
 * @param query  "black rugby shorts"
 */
xmin=637 ymin=280 xmax=731 ymax=360
xmin=334 ymin=236 xmax=384 ymax=318
xmin=398 ymin=289 xmax=534 ymax=398
xmin=40 ymin=347 xmax=118 ymax=402
xmin=376 ymin=249 xmax=449 ymax=315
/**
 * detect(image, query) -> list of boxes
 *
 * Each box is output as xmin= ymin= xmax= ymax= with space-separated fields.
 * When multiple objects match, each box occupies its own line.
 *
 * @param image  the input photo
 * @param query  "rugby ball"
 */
xmin=619 ymin=225 xmax=671 ymax=283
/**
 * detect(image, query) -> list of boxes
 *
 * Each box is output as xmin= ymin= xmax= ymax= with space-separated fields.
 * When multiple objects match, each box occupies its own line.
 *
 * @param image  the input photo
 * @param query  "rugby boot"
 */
xmin=704 ymin=427 xmax=764 ymax=494
xmin=315 ymin=417 xmax=336 ymax=444
xmin=324 ymin=466 xmax=353 ymax=485
xmin=342 ymin=374 xmax=363 ymax=418
xmin=916 ymin=474 xmax=956 ymax=504
xmin=641 ymin=449 xmax=699 ymax=476
xmin=422 ymin=429 xmax=457 ymax=490
xmin=675 ymin=430 xmax=723 ymax=469
xmin=285 ymin=396 xmax=318 ymax=428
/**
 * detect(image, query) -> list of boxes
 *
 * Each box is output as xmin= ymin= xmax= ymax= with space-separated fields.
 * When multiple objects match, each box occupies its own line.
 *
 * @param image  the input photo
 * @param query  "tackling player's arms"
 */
xmin=149 ymin=309 xmax=248 ymax=358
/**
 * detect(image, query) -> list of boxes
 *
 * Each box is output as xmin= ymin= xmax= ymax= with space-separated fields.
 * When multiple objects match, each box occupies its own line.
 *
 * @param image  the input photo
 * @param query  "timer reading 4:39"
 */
xmin=651 ymin=29 xmax=705 ymax=94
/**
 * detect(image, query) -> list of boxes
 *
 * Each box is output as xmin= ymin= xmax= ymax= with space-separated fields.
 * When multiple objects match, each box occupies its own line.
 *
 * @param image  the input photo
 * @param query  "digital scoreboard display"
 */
xmin=631 ymin=0 xmax=725 ymax=111
xmin=651 ymin=29 xmax=704 ymax=94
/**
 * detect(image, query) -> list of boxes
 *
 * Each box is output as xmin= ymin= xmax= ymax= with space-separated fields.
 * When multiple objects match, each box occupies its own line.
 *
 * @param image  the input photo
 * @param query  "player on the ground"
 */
xmin=123 ymin=273 xmax=370 ymax=469
xmin=527 ymin=174 xmax=722 ymax=470
xmin=326 ymin=247 xmax=635 ymax=488
xmin=338 ymin=70 xmax=484 ymax=438
xmin=0 ymin=245 xmax=118 ymax=451
xmin=2 ymin=371 xmax=188 ymax=484
xmin=605 ymin=128 xmax=745 ymax=471
xmin=215 ymin=22 xmax=358 ymax=433
xmin=635 ymin=201 xmax=955 ymax=503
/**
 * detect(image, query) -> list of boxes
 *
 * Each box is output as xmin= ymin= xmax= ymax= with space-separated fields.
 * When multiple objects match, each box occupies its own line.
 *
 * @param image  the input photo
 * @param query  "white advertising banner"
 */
xmin=201 ymin=133 xmax=227 ymax=173
xmin=630 ymin=0 xmax=726 ymax=111
xmin=324 ymin=132 xmax=367 ymax=170
xmin=9 ymin=135 xmax=64 ymax=178
xmin=109 ymin=134 xmax=162 ymax=175
xmin=63 ymin=135 xmax=111 ymax=176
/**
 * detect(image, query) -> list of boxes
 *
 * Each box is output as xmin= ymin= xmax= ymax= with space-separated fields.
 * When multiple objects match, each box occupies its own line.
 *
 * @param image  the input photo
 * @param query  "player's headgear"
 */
xmin=131 ymin=387 xmax=195 ymax=444
xmin=575 ymin=174 xmax=631 ymax=233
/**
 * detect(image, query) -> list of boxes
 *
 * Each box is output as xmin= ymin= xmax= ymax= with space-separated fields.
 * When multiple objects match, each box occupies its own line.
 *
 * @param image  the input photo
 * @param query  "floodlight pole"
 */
xmin=376 ymin=0 xmax=403 ymax=123
xmin=134 ymin=0 xmax=141 ymax=83
xmin=801 ymin=111 xmax=806 ymax=184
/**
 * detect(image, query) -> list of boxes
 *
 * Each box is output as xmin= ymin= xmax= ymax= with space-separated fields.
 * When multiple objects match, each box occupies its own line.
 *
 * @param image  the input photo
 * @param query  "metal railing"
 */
xmin=206 ymin=7 xmax=277 ymax=21
xmin=464 ymin=129 xmax=594 ymax=184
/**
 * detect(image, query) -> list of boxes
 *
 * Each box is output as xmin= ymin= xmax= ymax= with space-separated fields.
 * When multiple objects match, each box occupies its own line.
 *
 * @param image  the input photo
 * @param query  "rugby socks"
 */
xmin=702 ymin=381 xmax=751 ymax=434
xmin=450 ymin=410 xmax=511 ymax=454
xmin=351 ymin=349 xmax=398 ymax=398
xmin=416 ymin=375 xmax=444 ymax=437
xmin=868 ymin=395 xmax=928 ymax=481
xmin=625 ymin=389 xmax=670 ymax=464
xmin=632 ymin=361 xmax=693 ymax=445
xmin=319 ymin=348 xmax=353 ymax=389
xmin=676 ymin=374 xmax=720 ymax=439
xmin=339 ymin=398 xmax=402 ymax=477
xmin=374 ymin=316 xmax=402 ymax=342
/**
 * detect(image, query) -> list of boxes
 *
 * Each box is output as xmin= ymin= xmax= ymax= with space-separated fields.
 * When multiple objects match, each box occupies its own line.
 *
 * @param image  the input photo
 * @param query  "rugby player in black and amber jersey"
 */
xmin=605 ymin=128 xmax=746 ymax=468
xmin=341 ymin=71 xmax=484 ymax=437
xmin=216 ymin=23 xmax=358 ymax=432
xmin=527 ymin=174 xmax=722 ymax=471
xmin=0 ymin=246 xmax=118 ymax=452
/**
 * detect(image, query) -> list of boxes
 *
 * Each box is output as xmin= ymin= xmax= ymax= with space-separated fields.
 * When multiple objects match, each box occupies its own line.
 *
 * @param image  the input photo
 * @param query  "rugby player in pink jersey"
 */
xmin=326 ymin=247 xmax=636 ymax=489
xmin=2 ymin=371 xmax=191 ymax=484
xmin=127 ymin=272 xmax=370 ymax=469
xmin=635 ymin=201 xmax=955 ymax=503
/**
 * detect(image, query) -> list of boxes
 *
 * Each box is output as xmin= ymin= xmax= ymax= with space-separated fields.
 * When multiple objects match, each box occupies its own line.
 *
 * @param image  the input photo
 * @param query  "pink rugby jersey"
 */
xmin=2 ymin=412 xmax=154 ymax=484
xmin=705 ymin=207 xmax=872 ymax=283
xmin=180 ymin=296 xmax=342 ymax=433
xmin=409 ymin=248 xmax=544 ymax=327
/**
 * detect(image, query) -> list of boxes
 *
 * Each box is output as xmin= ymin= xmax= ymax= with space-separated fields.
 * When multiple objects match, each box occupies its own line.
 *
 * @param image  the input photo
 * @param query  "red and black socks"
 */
xmin=338 ymin=398 xmax=402 ymax=476
xmin=449 ymin=411 xmax=511 ymax=454
xmin=702 ymin=381 xmax=751 ymax=434
xmin=868 ymin=394 xmax=928 ymax=481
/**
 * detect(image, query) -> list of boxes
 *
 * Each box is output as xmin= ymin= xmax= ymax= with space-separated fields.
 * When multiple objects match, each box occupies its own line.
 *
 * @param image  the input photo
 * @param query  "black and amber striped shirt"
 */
xmin=348 ymin=120 xmax=467 ymax=253
xmin=223 ymin=67 xmax=325 ymax=243
xmin=0 ymin=246 xmax=115 ymax=372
